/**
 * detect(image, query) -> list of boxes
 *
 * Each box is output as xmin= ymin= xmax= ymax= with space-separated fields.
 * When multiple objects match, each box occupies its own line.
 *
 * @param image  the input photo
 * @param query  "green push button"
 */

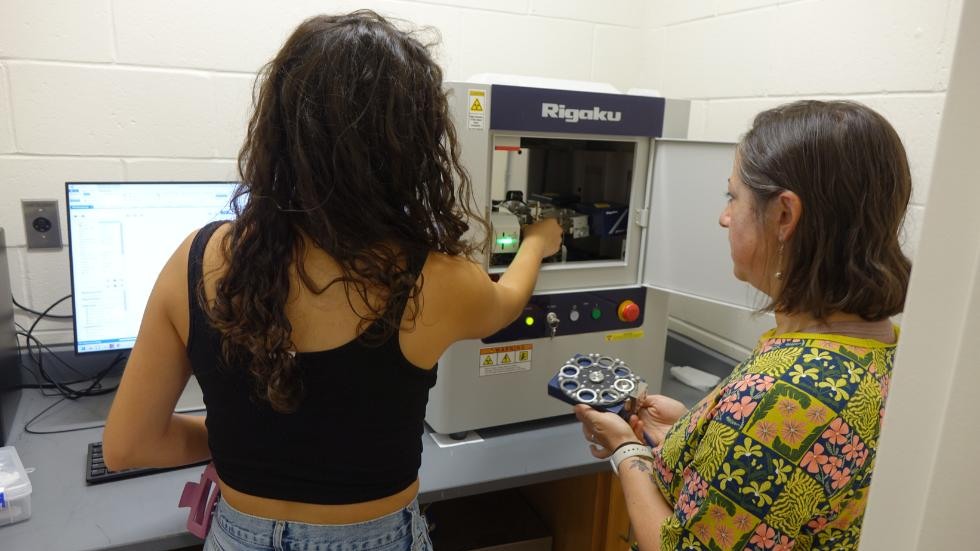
xmin=591 ymin=307 xmax=601 ymax=320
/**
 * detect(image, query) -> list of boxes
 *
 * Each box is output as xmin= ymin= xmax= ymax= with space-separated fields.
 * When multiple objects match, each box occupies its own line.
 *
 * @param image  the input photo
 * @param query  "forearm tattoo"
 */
xmin=626 ymin=458 xmax=652 ymax=473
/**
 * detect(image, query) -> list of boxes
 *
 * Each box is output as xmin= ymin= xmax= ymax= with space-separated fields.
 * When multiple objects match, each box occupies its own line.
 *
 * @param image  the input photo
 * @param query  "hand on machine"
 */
xmin=492 ymin=191 xmax=567 ymax=263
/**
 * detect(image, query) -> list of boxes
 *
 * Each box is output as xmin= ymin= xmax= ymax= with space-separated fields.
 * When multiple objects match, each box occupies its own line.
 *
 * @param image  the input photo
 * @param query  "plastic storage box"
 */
xmin=0 ymin=446 xmax=32 ymax=526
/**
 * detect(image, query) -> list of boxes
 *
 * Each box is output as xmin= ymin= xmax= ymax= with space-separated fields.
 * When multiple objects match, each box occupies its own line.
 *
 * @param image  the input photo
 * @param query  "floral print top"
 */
xmin=651 ymin=330 xmax=896 ymax=551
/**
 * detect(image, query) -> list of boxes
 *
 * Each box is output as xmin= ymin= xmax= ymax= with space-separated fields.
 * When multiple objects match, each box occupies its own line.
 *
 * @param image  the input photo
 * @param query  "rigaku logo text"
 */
xmin=541 ymin=103 xmax=622 ymax=123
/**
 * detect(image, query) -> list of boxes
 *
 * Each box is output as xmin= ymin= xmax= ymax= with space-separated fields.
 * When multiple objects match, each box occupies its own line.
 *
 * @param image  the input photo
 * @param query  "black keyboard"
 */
xmin=85 ymin=441 xmax=210 ymax=484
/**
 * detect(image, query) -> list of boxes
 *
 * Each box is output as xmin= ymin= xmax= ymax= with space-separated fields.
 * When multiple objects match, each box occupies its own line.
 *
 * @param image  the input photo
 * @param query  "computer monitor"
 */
xmin=66 ymin=182 xmax=241 ymax=354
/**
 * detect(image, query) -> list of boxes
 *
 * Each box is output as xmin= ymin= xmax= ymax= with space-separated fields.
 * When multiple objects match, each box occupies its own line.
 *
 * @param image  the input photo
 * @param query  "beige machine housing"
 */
xmin=425 ymin=81 xmax=753 ymax=436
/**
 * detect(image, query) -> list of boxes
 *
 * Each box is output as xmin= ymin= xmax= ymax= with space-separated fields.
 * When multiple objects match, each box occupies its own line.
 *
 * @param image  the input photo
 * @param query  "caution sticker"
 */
xmin=605 ymin=330 xmax=645 ymax=342
xmin=478 ymin=343 xmax=532 ymax=376
xmin=467 ymin=89 xmax=486 ymax=130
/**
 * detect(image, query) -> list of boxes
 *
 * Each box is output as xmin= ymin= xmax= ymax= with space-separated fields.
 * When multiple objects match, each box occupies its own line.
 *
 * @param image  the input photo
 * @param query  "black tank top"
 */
xmin=186 ymin=221 xmax=437 ymax=504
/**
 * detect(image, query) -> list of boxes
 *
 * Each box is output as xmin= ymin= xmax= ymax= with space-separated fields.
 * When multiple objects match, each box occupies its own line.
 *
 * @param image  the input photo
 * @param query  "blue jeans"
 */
xmin=204 ymin=497 xmax=433 ymax=551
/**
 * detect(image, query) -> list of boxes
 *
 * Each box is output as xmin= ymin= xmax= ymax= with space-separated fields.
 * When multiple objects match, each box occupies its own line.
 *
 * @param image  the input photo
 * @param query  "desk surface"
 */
xmin=2 ymin=390 xmax=610 ymax=551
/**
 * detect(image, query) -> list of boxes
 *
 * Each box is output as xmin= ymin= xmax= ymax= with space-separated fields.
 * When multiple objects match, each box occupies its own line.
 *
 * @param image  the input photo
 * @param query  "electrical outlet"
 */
xmin=22 ymin=200 xmax=63 ymax=250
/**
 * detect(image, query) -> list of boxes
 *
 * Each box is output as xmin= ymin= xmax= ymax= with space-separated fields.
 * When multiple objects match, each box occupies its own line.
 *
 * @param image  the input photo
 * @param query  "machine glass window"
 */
xmin=489 ymin=137 xmax=636 ymax=270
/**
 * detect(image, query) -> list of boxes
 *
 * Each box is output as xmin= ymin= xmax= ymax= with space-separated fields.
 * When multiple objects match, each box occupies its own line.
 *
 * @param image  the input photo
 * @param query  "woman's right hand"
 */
xmin=630 ymin=394 xmax=688 ymax=448
xmin=521 ymin=218 xmax=563 ymax=258
xmin=451 ymin=217 xmax=562 ymax=341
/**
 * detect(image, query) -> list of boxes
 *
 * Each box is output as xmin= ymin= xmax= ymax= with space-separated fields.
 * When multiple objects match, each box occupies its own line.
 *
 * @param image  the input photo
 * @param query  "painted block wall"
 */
xmin=0 ymin=0 xmax=645 ymax=344
xmin=0 ymin=0 xmax=964 ymax=354
xmin=637 ymin=0 xmax=963 ymax=356
xmin=862 ymin=1 xmax=977 ymax=545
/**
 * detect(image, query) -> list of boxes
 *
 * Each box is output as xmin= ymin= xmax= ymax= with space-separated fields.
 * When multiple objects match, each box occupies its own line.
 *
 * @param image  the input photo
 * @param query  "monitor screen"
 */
xmin=66 ymin=182 xmax=240 ymax=354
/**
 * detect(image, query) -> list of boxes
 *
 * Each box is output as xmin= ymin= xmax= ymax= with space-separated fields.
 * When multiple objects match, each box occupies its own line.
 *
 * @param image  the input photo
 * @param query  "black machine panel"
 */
xmin=482 ymin=287 xmax=645 ymax=344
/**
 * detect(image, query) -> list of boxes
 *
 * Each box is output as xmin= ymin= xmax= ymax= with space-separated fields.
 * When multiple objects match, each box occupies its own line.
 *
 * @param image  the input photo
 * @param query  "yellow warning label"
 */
xmin=478 ymin=343 xmax=532 ymax=376
xmin=467 ymin=89 xmax=486 ymax=130
xmin=605 ymin=330 xmax=645 ymax=342
xmin=480 ymin=344 xmax=532 ymax=355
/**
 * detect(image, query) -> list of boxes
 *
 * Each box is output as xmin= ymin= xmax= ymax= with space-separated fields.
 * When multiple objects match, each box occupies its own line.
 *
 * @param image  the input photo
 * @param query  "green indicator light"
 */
xmin=591 ymin=308 xmax=602 ymax=320
xmin=524 ymin=316 xmax=535 ymax=326
xmin=496 ymin=236 xmax=515 ymax=245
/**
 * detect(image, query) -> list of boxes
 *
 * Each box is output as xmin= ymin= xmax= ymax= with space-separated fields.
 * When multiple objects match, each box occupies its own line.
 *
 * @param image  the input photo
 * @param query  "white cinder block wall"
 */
xmin=638 ymin=0 xmax=963 ymax=358
xmin=0 ymin=0 xmax=647 ymax=344
xmin=0 ymin=0 xmax=964 ymax=353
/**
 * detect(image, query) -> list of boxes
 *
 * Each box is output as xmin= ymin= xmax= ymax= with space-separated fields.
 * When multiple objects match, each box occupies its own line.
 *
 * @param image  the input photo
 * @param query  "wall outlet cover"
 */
xmin=22 ymin=200 xmax=63 ymax=249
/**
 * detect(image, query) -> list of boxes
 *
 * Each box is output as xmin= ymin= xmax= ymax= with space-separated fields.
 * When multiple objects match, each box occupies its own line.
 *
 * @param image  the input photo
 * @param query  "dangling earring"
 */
xmin=774 ymin=241 xmax=784 ymax=280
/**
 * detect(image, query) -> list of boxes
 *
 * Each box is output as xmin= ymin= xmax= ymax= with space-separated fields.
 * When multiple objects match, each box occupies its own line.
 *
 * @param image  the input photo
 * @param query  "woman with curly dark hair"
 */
xmin=103 ymin=11 xmax=561 ymax=549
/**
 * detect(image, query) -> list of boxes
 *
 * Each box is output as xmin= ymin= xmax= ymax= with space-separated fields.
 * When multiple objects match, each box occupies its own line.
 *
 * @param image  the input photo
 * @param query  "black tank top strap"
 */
xmin=186 ymin=221 xmax=228 ymax=354
xmin=394 ymin=248 xmax=429 ymax=317
xmin=362 ymin=248 xmax=429 ymax=343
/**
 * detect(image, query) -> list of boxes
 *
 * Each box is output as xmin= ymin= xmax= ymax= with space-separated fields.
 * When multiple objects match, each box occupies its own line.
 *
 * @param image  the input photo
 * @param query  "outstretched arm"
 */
xmin=450 ymin=218 xmax=563 ymax=339
xmin=103 ymin=232 xmax=210 ymax=471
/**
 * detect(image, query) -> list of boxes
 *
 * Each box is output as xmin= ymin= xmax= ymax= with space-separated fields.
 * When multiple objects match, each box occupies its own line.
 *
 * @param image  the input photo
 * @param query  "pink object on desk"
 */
xmin=178 ymin=463 xmax=220 ymax=539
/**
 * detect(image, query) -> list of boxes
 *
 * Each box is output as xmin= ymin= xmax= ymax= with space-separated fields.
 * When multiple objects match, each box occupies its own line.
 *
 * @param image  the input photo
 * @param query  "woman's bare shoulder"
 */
xmin=199 ymin=222 xmax=234 ymax=287
xmin=421 ymin=251 xmax=487 ymax=288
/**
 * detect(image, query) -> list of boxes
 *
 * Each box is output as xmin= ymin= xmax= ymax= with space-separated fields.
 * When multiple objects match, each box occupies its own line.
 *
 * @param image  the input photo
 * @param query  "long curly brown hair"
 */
xmin=202 ymin=11 xmax=486 ymax=413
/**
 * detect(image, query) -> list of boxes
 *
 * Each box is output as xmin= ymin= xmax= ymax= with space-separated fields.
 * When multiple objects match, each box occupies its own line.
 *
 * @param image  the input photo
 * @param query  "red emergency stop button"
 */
xmin=617 ymin=300 xmax=640 ymax=322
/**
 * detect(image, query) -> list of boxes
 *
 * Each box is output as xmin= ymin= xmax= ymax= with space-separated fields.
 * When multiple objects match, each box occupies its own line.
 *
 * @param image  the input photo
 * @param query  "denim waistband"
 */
xmin=212 ymin=497 xmax=427 ymax=550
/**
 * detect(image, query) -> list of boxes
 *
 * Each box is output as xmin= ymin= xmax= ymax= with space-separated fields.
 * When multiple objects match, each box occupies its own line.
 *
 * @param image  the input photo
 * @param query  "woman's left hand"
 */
xmin=574 ymin=404 xmax=641 ymax=459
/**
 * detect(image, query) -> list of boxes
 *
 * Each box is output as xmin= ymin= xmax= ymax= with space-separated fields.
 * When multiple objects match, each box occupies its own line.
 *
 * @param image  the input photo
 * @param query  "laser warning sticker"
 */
xmin=468 ymin=89 xmax=486 ymax=130
xmin=478 ymin=343 xmax=532 ymax=376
